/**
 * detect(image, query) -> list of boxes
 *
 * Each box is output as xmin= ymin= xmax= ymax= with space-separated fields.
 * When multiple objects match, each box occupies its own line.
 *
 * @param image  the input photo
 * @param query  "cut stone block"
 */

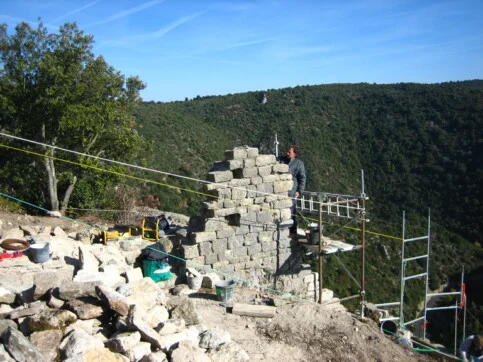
xmin=258 ymin=166 xmax=272 ymax=176
xmin=274 ymin=180 xmax=293 ymax=193
xmin=224 ymin=159 xmax=243 ymax=170
xmin=182 ymin=244 xmax=200 ymax=259
xmin=207 ymin=171 xmax=233 ymax=183
xmin=255 ymin=154 xmax=276 ymax=166
xmin=233 ymin=167 xmax=258 ymax=178
xmin=190 ymin=231 xmax=217 ymax=243
xmin=273 ymin=163 xmax=289 ymax=173
xmin=224 ymin=148 xmax=247 ymax=160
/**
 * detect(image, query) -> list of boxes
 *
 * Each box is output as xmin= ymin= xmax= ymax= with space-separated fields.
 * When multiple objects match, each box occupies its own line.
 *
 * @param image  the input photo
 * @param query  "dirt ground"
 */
xmin=190 ymin=285 xmax=439 ymax=362
xmin=0 ymin=211 xmax=442 ymax=361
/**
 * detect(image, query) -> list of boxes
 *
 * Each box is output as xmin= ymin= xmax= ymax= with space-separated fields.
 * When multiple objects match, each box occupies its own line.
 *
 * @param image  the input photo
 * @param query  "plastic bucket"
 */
xmin=187 ymin=274 xmax=203 ymax=290
xmin=29 ymin=243 xmax=50 ymax=263
xmin=215 ymin=280 xmax=236 ymax=306
xmin=143 ymin=260 xmax=172 ymax=282
xmin=309 ymin=228 xmax=320 ymax=245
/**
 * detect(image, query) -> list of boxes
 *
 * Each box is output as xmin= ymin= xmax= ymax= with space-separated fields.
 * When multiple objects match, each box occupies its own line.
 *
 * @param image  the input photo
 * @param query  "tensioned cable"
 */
xmin=0 ymin=143 xmax=303 ymax=234
xmin=67 ymin=208 xmax=142 ymax=213
xmin=320 ymin=217 xmax=363 ymax=289
xmin=68 ymin=206 xmax=403 ymax=241
xmin=0 ymin=191 xmax=316 ymax=304
xmin=0 ymin=143 xmax=277 ymax=217
xmin=0 ymin=132 xmax=295 ymax=202
xmin=0 ymin=192 xmax=102 ymax=231
xmin=380 ymin=326 xmax=459 ymax=360
xmin=0 ymin=135 xmax=404 ymax=241
xmin=0 ymin=132 xmax=373 ymax=212
xmin=0 ymin=140 xmax=307 ymax=229
xmin=332 ymin=254 xmax=361 ymax=289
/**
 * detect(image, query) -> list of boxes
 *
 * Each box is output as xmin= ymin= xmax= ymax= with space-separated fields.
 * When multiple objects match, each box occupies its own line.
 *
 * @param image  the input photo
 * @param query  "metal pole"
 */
xmin=462 ymin=268 xmax=466 ymax=342
xmin=399 ymin=211 xmax=406 ymax=329
xmin=275 ymin=134 xmax=279 ymax=158
xmin=454 ymin=300 xmax=458 ymax=355
xmin=423 ymin=209 xmax=431 ymax=340
xmin=361 ymin=197 xmax=366 ymax=317
xmin=318 ymin=201 xmax=323 ymax=304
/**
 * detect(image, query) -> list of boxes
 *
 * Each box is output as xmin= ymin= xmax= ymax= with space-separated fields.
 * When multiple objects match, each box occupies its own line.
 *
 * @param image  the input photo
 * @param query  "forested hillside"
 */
xmin=132 ymin=81 xmax=483 ymax=347
xmin=134 ymin=81 xmax=482 ymax=245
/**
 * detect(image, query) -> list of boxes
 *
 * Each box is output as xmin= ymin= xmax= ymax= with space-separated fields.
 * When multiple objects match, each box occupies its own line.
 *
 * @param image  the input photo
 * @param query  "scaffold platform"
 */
xmin=294 ymin=230 xmax=361 ymax=254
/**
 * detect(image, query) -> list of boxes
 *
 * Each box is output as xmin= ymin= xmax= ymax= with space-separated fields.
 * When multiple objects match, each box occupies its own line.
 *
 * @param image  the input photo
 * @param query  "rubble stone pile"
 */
xmin=0 ymin=146 xmax=328 ymax=361
xmin=0 ymin=222 xmax=249 ymax=361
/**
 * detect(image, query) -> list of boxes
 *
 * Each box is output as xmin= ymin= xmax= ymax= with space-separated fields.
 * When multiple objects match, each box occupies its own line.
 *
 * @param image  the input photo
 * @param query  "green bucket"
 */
xmin=215 ymin=280 xmax=236 ymax=306
xmin=143 ymin=259 xmax=172 ymax=282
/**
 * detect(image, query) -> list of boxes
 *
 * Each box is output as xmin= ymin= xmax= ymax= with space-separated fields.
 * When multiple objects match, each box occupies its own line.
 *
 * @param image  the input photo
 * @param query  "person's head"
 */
xmin=286 ymin=145 xmax=300 ymax=159
xmin=470 ymin=335 xmax=482 ymax=356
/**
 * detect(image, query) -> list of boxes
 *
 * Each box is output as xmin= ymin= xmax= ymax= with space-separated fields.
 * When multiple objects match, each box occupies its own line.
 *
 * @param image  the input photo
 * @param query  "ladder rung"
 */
xmin=426 ymin=306 xmax=461 ymax=312
xmin=403 ymin=254 xmax=428 ymax=262
xmin=404 ymin=272 xmax=427 ymax=281
xmin=427 ymin=292 xmax=461 ymax=298
xmin=375 ymin=302 xmax=400 ymax=307
xmin=405 ymin=316 xmax=425 ymax=326
xmin=404 ymin=236 xmax=428 ymax=243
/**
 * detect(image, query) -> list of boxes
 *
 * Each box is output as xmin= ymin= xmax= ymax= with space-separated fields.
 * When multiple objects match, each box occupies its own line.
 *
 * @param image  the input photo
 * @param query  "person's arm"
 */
xmin=460 ymin=337 xmax=472 ymax=361
xmin=296 ymin=161 xmax=306 ymax=197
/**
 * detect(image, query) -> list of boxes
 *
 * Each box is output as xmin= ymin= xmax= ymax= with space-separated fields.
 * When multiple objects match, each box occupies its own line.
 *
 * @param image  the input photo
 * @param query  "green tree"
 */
xmin=0 ymin=20 xmax=145 ymax=211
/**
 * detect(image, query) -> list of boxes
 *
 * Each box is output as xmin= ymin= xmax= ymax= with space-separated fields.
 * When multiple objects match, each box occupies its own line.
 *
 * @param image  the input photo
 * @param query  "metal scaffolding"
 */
xmin=296 ymin=171 xmax=369 ymax=316
xmin=376 ymin=210 xmax=465 ymax=351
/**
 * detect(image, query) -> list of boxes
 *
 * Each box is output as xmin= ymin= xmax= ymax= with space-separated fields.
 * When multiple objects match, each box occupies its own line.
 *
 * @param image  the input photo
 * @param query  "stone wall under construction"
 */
xmin=174 ymin=146 xmax=319 ymax=299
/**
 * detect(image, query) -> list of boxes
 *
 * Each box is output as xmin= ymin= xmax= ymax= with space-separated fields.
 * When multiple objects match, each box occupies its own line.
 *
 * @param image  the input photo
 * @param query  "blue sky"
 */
xmin=1 ymin=0 xmax=482 ymax=102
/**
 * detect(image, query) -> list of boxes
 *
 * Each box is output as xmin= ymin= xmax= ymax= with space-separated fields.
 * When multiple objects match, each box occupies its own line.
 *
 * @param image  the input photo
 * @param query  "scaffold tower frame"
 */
xmin=295 ymin=171 xmax=369 ymax=316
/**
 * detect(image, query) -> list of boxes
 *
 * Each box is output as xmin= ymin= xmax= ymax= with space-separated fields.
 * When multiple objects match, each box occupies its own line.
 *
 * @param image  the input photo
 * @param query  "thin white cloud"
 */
xmin=152 ymin=11 xmax=204 ymax=38
xmin=99 ymin=10 xmax=204 ymax=48
xmin=209 ymin=1 xmax=258 ymax=12
xmin=224 ymin=38 xmax=274 ymax=50
xmin=86 ymin=0 xmax=167 ymax=27
xmin=49 ymin=0 xmax=103 ymax=25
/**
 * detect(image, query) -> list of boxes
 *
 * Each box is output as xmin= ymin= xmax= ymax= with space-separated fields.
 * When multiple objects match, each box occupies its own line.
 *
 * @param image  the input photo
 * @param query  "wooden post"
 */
xmin=361 ymin=197 xmax=366 ymax=317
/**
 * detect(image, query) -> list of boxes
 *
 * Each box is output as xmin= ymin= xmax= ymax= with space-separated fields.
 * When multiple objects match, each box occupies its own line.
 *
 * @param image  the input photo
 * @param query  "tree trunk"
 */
xmin=44 ymin=148 xmax=59 ymax=211
xmin=42 ymin=123 xmax=59 ymax=211
xmin=61 ymin=175 xmax=77 ymax=211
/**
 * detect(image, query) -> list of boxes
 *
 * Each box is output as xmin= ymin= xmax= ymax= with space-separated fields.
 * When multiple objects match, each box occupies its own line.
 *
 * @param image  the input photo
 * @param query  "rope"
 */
xmin=0 ymin=135 xmax=404 ymax=242
xmin=333 ymin=253 xmax=361 ymax=289
xmin=0 ymin=133 xmax=292 ymax=201
xmin=2 ymin=190 xmax=460 ymax=359
xmin=0 ymin=142 xmax=294 ymax=221
xmin=0 ymin=191 xmax=315 ymax=304
xmin=380 ymin=326 xmax=460 ymax=360
xmin=0 ymin=192 xmax=102 ymax=231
